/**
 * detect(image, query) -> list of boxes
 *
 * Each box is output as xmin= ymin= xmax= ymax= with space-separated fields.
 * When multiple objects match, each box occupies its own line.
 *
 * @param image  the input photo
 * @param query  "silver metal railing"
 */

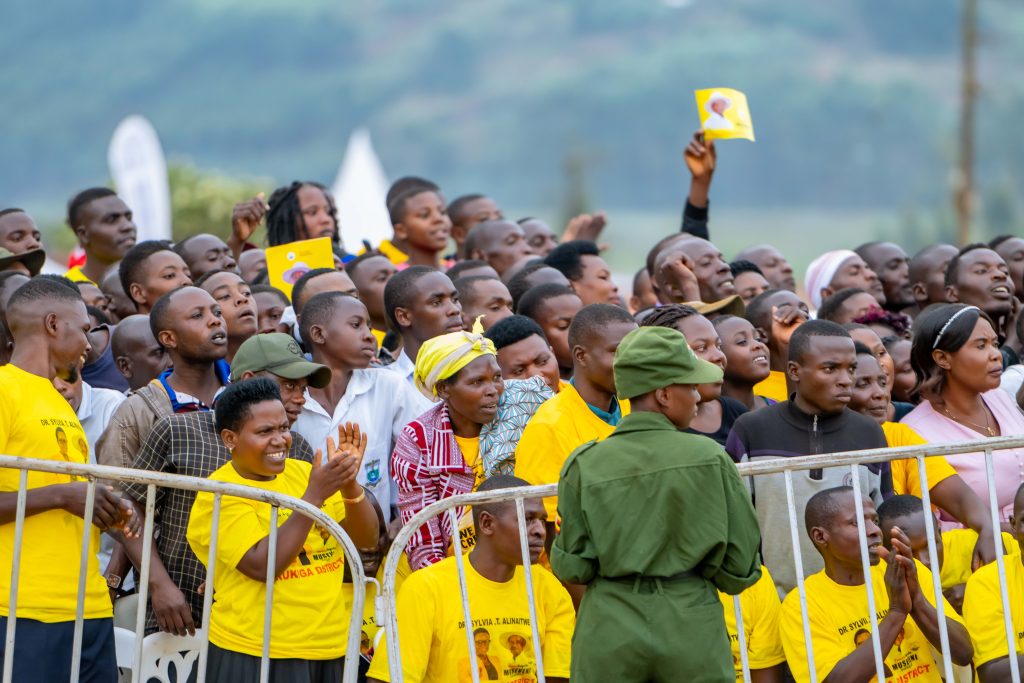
xmin=0 ymin=455 xmax=368 ymax=683
xmin=379 ymin=436 xmax=1024 ymax=683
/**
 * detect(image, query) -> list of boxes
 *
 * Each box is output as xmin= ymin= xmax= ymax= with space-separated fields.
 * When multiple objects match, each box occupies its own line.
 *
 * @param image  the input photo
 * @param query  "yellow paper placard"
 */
xmin=265 ymin=237 xmax=335 ymax=301
xmin=695 ymin=88 xmax=755 ymax=141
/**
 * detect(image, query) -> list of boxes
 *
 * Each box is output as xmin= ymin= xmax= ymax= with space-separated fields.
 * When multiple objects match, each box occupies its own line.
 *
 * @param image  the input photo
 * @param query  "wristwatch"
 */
xmin=106 ymin=573 xmax=122 ymax=590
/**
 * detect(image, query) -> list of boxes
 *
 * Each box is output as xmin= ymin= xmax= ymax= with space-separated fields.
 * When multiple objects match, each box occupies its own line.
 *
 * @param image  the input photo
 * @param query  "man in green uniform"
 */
xmin=551 ymin=326 xmax=762 ymax=682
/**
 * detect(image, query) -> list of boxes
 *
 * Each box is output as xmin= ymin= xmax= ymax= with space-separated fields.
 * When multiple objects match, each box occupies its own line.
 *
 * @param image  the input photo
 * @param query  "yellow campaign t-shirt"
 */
xmin=963 ymin=556 xmax=1024 ymax=668
xmin=780 ymin=560 xmax=962 ymax=683
xmin=719 ymin=565 xmax=785 ymax=680
xmin=882 ymin=422 xmax=958 ymax=497
xmin=367 ymin=556 xmax=574 ymax=683
xmin=753 ymin=370 xmax=788 ymax=403
xmin=940 ymin=528 xmax=1020 ymax=590
xmin=187 ymin=459 xmax=349 ymax=659
xmin=63 ymin=264 xmax=95 ymax=285
xmin=343 ymin=553 xmax=412 ymax=660
xmin=0 ymin=364 xmax=109 ymax=622
xmin=514 ymin=385 xmax=629 ymax=518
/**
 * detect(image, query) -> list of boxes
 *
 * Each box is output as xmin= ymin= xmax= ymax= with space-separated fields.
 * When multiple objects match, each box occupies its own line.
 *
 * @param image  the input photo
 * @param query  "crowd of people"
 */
xmin=4 ymin=131 xmax=1024 ymax=682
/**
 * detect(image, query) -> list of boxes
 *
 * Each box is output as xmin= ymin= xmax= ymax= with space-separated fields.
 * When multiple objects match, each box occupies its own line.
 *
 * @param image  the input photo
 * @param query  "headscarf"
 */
xmin=804 ymin=249 xmax=858 ymax=310
xmin=414 ymin=319 xmax=496 ymax=399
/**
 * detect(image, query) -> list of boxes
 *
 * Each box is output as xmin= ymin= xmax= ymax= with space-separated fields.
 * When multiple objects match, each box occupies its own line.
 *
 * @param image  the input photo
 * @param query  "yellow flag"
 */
xmin=265 ymin=236 xmax=336 ymax=301
xmin=695 ymin=88 xmax=755 ymax=141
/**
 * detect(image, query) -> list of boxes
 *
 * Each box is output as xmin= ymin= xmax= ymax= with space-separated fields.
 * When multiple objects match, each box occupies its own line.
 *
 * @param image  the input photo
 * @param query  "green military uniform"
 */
xmin=550 ymin=327 xmax=762 ymax=683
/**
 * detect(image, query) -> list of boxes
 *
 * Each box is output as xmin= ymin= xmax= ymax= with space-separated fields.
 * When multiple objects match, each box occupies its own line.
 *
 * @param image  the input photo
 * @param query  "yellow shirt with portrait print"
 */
xmin=0 ymin=364 xmax=110 ymax=622
xmin=963 ymin=556 xmax=1024 ymax=668
xmin=514 ymin=384 xmax=629 ymax=518
xmin=719 ymin=565 xmax=785 ymax=681
xmin=780 ymin=559 xmax=962 ymax=683
xmin=882 ymin=422 xmax=959 ymax=497
xmin=366 ymin=555 xmax=575 ymax=683
xmin=187 ymin=458 xmax=349 ymax=659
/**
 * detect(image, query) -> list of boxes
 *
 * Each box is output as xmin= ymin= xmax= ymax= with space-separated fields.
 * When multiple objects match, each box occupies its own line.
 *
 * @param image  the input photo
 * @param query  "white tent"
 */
xmin=331 ymin=128 xmax=392 ymax=252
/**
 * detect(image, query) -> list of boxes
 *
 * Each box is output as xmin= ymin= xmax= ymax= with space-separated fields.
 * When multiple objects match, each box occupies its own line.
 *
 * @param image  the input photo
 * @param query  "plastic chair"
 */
xmin=138 ymin=630 xmax=204 ymax=683
xmin=111 ymin=627 xmax=204 ymax=683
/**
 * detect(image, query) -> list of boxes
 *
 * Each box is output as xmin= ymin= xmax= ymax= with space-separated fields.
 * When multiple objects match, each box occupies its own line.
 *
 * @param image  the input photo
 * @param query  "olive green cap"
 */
xmin=230 ymin=333 xmax=331 ymax=388
xmin=0 ymin=247 xmax=45 ymax=277
xmin=613 ymin=326 xmax=723 ymax=400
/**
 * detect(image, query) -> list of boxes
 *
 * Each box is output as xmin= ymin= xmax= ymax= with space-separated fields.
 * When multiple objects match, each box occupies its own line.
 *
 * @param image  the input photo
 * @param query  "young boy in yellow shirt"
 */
xmin=963 ymin=483 xmax=1024 ymax=681
xmin=780 ymin=486 xmax=972 ymax=682
xmin=367 ymin=475 xmax=575 ymax=683
xmin=878 ymin=493 xmax=1018 ymax=614
xmin=187 ymin=378 xmax=376 ymax=682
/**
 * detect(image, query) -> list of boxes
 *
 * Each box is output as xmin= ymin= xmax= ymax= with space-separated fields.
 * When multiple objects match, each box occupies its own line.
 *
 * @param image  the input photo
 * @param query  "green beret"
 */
xmin=613 ymin=326 xmax=723 ymax=400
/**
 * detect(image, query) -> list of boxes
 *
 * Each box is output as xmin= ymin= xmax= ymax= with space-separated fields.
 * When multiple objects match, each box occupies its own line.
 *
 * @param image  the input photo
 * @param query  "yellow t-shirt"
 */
xmin=719 ymin=565 xmax=785 ymax=680
xmin=63 ymin=264 xmax=95 ymax=284
xmin=187 ymin=459 xmax=349 ymax=659
xmin=343 ymin=553 xmax=412 ymax=659
xmin=455 ymin=435 xmax=484 ymax=490
xmin=514 ymin=385 xmax=630 ymax=518
xmin=753 ymin=370 xmax=787 ymax=403
xmin=780 ymin=560 xmax=962 ymax=683
xmin=940 ymin=528 xmax=1020 ymax=590
xmin=0 ymin=364 xmax=109 ymax=622
xmin=883 ymin=422 xmax=957 ymax=496
xmin=963 ymin=557 xmax=1024 ymax=668
xmin=366 ymin=556 xmax=575 ymax=683
xmin=371 ymin=328 xmax=387 ymax=347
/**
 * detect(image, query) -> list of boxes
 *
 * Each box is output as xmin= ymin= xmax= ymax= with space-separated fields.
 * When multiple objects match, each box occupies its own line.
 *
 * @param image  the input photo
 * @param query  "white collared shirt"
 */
xmin=292 ymin=368 xmax=432 ymax=517
xmin=75 ymin=382 xmax=126 ymax=574
xmin=77 ymin=382 xmax=127 ymax=463
xmin=384 ymin=350 xmax=416 ymax=383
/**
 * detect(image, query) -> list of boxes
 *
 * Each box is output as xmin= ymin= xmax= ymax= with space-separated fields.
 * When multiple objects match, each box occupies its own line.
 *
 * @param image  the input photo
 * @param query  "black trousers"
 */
xmin=0 ymin=616 xmax=117 ymax=683
xmin=206 ymin=643 xmax=368 ymax=683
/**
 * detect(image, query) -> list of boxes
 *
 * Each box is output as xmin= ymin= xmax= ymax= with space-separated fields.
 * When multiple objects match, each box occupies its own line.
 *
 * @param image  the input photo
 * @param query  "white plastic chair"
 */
xmin=112 ymin=627 xmax=204 ymax=683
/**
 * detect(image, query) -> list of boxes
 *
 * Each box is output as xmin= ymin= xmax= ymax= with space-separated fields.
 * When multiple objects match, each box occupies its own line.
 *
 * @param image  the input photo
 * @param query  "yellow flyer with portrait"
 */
xmin=265 ymin=236 xmax=335 ymax=301
xmin=695 ymin=88 xmax=755 ymax=141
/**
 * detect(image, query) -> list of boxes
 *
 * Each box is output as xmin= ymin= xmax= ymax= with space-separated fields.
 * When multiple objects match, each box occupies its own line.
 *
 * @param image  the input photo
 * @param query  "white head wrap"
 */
xmin=804 ymin=249 xmax=858 ymax=310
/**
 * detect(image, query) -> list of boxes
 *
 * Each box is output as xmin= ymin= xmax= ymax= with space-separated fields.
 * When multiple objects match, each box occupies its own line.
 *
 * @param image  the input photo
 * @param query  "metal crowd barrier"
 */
xmin=0 ymin=455 xmax=368 ymax=683
xmin=379 ymin=436 xmax=1024 ymax=683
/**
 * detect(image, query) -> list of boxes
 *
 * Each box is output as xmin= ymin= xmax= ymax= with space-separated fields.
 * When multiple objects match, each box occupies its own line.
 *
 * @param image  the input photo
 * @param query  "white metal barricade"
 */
xmin=379 ymin=436 xmax=1024 ymax=683
xmin=0 ymin=455 xmax=368 ymax=683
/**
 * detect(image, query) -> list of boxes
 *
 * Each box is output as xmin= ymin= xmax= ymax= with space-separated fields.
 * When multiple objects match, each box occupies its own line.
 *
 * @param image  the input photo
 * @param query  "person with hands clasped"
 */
xmin=779 ymin=486 xmax=972 ymax=683
xmin=187 ymin=378 xmax=378 ymax=683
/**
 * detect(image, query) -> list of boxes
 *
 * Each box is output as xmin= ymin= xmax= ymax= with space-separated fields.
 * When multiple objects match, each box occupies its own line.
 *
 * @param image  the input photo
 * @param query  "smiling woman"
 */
xmin=902 ymin=303 xmax=1024 ymax=527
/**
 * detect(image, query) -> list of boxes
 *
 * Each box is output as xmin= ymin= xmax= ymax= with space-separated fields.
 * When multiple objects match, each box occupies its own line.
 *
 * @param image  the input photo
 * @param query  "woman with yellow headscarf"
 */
xmin=393 ymin=324 xmax=552 ymax=570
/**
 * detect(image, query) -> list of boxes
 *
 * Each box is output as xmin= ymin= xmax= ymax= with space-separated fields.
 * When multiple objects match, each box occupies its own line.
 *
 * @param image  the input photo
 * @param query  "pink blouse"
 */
xmin=901 ymin=389 xmax=1024 ymax=527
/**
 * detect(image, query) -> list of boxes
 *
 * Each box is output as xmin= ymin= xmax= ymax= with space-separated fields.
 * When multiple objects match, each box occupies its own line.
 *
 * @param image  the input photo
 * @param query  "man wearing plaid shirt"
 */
xmin=114 ymin=334 xmax=330 ymax=635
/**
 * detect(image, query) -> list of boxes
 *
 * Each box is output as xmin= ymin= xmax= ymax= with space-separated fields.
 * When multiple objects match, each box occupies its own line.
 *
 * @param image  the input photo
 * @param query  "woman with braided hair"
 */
xmin=229 ymin=181 xmax=344 ymax=257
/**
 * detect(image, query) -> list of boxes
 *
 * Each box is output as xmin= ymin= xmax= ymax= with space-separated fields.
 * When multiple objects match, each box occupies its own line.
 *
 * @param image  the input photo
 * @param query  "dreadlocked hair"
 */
xmin=265 ymin=181 xmax=339 ymax=248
